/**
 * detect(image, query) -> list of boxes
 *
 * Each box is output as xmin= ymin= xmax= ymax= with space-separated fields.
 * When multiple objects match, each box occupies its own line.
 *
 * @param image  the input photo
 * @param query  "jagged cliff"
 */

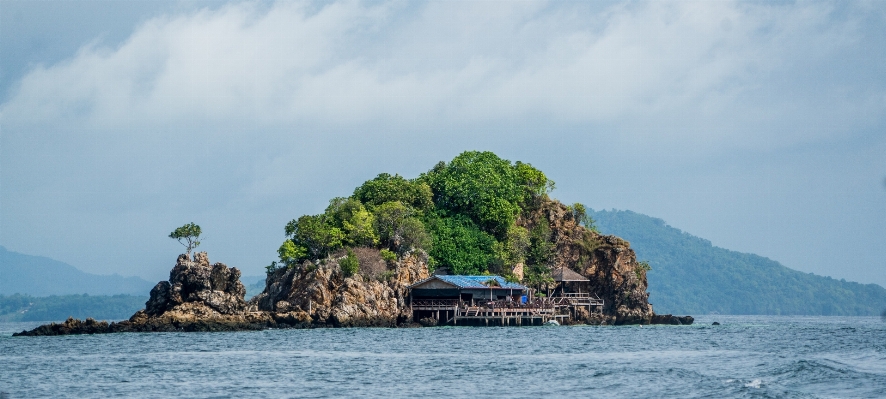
xmin=251 ymin=249 xmax=429 ymax=327
xmin=524 ymin=199 xmax=654 ymax=324
xmin=13 ymin=250 xmax=432 ymax=336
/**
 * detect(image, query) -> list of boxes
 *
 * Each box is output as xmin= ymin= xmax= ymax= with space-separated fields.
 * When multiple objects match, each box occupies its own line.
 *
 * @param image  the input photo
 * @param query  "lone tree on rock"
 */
xmin=169 ymin=223 xmax=202 ymax=257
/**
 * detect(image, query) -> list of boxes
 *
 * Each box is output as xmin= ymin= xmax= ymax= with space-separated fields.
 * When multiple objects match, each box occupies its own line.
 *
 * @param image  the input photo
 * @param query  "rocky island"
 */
xmin=15 ymin=151 xmax=691 ymax=336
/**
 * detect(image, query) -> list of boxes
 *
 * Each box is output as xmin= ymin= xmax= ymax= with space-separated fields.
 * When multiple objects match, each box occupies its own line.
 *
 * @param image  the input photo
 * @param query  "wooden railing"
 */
xmin=411 ymin=299 xmax=459 ymax=309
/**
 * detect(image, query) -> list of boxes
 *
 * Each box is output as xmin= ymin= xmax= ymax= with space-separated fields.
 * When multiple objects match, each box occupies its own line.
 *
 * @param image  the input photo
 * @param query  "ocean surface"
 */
xmin=1 ymin=315 xmax=884 ymax=398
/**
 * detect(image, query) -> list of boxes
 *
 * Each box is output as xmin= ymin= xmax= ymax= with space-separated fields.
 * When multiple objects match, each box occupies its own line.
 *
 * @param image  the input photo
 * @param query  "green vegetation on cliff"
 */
xmin=269 ymin=151 xmax=590 ymax=281
xmin=591 ymin=209 xmax=886 ymax=316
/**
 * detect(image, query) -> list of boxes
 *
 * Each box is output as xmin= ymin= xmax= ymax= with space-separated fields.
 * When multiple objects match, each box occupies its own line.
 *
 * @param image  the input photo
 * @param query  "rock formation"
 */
xmin=14 ymin=250 xmax=431 ymax=336
xmin=250 ymin=249 xmax=430 ymax=327
xmin=14 ymin=252 xmax=274 ymax=336
xmin=14 ymin=223 xmax=690 ymax=336
xmin=520 ymin=199 xmax=666 ymax=325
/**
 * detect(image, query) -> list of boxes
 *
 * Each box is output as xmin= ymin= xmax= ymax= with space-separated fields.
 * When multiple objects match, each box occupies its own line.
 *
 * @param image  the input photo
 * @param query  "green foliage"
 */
xmin=353 ymin=173 xmax=433 ymax=211
xmin=378 ymin=270 xmax=396 ymax=282
xmin=635 ymin=260 xmax=652 ymax=279
xmin=380 ymin=248 xmax=397 ymax=263
xmin=422 ymin=151 xmax=551 ymax=237
xmin=526 ymin=222 xmax=555 ymax=267
xmin=493 ymin=224 xmax=530 ymax=272
xmin=339 ymin=249 xmax=360 ymax=277
xmin=570 ymin=202 xmax=598 ymax=231
xmin=523 ymin=264 xmax=554 ymax=290
xmin=373 ymin=201 xmax=430 ymax=253
xmin=592 ymin=209 xmax=886 ymax=315
xmin=515 ymin=161 xmax=555 ymax=205
xmin=168 ymin=222 xmax=202 ymax=255
xmin=426 ymin=213 xmax=496 ymax=275
xmin=277 ymin=241 xmax=306 ymax=268
xmin=265 ymin=261 xmax=280 ymax=275
xmin=0 ymin=294 xmax=147 ymax=322
xmin=284 ymin=214 xmax=344 ymax=260
xmin=275 ymin=151 xmax=562 ymax=280
xmin=326 ymin=197 xmax=379 ymax=247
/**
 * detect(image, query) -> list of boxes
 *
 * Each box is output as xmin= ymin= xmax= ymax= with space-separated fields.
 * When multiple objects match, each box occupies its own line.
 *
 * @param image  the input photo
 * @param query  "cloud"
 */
xmin=4 ymin=1 xmax=882 ymax=146
xmin=2 ymin=0 xmax=885 ymax=281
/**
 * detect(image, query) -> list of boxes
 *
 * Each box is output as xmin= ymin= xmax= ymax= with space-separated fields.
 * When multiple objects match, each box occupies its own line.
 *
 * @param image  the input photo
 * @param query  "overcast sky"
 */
xmin=2 ymin=0 xmax=884 ymax=286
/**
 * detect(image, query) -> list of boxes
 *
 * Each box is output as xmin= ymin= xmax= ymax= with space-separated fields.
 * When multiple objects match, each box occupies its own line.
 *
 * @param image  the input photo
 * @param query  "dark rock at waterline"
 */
xmin=649 ymin=314 xmax=694 ymax=325
xmin=14 ymin=247 xmax=693 ymax=336
xmin=15 ymin=317 xmax=110 ymax=336
xmin=712 ymin=322 xmax=720 ymax=325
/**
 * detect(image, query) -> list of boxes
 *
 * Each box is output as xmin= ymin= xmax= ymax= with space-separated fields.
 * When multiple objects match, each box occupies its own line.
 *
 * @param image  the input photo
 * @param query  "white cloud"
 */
xmin=2 ymin=0 xmax=885 ymax=282
xmin=3 ymin=1 xmax=882 ymax=148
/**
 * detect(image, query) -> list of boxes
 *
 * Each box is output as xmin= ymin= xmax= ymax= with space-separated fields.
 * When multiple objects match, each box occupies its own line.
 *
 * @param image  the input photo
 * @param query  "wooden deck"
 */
xmin=411 ymin=293 xmax=604 ymax=326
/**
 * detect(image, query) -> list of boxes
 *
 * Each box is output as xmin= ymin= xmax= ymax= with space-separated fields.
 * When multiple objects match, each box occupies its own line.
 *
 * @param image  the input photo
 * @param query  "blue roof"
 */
xmin=426 ymin=275 xmax=527 ymax=290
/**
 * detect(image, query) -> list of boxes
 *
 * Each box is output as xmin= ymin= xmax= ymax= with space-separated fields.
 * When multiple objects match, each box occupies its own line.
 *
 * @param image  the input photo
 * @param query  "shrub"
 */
xmin=526 ymin=221 xmax=555 ymax=267
xmin=380 ymin=248 xmax=397 ymax=263
xmin=635 ymin=260 xmax=652 ymax=279
xmin=339 ymin=249 xmax=360 ymax=277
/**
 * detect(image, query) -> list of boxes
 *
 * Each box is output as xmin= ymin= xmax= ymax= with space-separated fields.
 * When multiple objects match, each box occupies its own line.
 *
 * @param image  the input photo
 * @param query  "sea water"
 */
xmin=1 ymin=315 xmax=884 ymax=398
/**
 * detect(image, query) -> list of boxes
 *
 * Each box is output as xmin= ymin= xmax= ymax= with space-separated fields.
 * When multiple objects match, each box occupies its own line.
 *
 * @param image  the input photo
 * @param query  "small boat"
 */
xmin=544 ymin=320 xmax=559 ymax=326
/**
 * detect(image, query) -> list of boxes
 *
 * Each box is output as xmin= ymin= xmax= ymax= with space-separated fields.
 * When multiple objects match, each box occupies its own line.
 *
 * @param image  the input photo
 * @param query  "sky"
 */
xmin=1 ymin=0 xmax=884 ymax=286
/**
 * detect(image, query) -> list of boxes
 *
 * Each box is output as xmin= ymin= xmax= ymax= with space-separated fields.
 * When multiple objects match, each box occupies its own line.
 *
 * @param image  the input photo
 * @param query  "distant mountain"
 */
xmin=0 ymin=294 xmax=148 ymax=322
xmin=590 ymin=210 xmax=886 ymax=316
xmin=0 ymin=246 xmax=155 ymax=296
xmin=241 ymin=275 xmax=266 ymax=299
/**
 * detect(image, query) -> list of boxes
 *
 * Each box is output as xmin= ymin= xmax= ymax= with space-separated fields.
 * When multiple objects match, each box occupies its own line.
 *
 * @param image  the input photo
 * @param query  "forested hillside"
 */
xmin=269 ymin=151 xmax=591 ymax=288
xmin=591 ymin=209 xmax=886 ymax=315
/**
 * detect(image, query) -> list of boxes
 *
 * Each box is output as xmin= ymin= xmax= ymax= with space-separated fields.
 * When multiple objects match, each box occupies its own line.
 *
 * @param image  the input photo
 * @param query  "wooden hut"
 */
xmin=409 ymin=275 xmax=527 ymax=303
xmin=407 ymin=274 xmax=600 ymax=326
xmin=551 ymin=267 xmax=590 ymax=296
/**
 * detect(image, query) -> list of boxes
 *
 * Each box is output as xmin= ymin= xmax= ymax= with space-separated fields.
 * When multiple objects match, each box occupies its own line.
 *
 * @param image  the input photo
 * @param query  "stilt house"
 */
xmin=409 ymin=275 xmax=527 ymax=304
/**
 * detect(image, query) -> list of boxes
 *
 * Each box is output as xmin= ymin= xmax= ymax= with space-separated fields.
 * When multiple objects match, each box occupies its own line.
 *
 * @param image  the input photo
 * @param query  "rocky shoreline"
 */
xmin=15 ymin=229 xmax=692 ymax=337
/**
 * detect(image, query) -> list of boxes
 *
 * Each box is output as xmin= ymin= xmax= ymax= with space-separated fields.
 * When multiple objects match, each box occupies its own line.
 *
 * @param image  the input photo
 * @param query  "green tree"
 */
xmin=339 ymin=249 xmax=360 ymax=277
xmin=526 ymin=221 xmax=555 ymax=267
xmin=169 ymin=223 xmax=202 ymax=256
xmin=427 ymin=213 xmax=496 ymax=275
xmin=353 ymin=173 xmax=433 ymax=211
xmin=570 ymin=202 xmax=597 ymax=231
xmin=277 ymin=240 xmax=307 ymax=268
xmin=373 ymin=201 xmax=430 ymax=253
xmin=284 ymin=215 xmax=343 ymax=259
xmin=325 ymin=197 xmax=379 ymax=247
xmin=524 ymin=264 xmax=554 ymax=291
xmin=493 ymin=224 xmax=530 ymax=272
xmin=421 ymin=151 xmax=521 ymax=237
xmin=515 ymin=161 xmax=555 ymax=206
xmin=420 ymin=151 xmax=554 ymax=238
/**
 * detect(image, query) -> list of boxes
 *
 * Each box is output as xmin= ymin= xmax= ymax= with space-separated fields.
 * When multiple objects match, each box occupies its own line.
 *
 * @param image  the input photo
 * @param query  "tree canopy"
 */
xmin=169 ymin=223 xmax=202 ymax=256
xmin=269 ymin=151 xmax=562 ymax=278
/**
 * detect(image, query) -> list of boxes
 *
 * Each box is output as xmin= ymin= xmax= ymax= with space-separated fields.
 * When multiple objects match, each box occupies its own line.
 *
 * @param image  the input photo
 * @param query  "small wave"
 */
xmin=744 ymin=379 xmax=762 ymax=389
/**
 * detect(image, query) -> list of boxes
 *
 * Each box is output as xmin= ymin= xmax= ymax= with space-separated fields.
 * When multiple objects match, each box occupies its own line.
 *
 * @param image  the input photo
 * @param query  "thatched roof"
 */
xmin=551 ymin=267 xmax=589 ymax=282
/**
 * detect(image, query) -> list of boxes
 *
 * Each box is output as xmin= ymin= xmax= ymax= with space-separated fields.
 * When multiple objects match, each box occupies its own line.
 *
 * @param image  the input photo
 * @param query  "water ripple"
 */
xmin=1 ymin=316 xmax=884 ymax=398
